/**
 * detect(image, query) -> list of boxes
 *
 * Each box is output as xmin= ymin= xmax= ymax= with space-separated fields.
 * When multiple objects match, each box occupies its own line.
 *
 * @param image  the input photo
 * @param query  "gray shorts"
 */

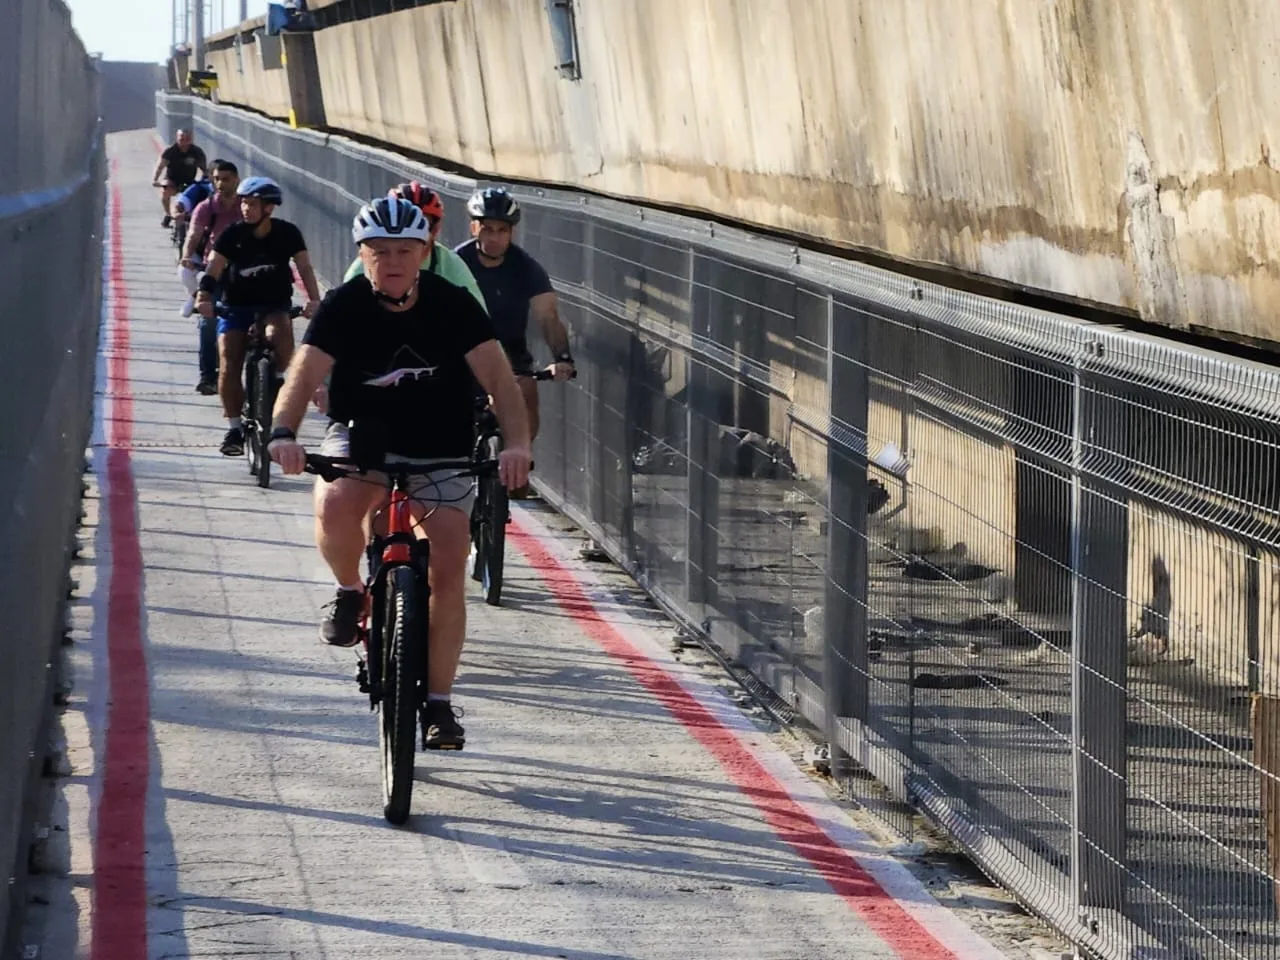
xmin=317 ymin=421 xmax=476 ymax=514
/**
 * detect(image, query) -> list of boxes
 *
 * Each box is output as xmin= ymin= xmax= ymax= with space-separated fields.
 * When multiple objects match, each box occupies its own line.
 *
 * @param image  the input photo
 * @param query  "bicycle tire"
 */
xmin=254 ymin=354 xmax=274 ymax=489
xmin=482 ymin=471 xmax=507 ymax=606
xmin=243 ymin=355 xmax=260 ymax=476
xmin=380 ymin=564 xmax=422 ymax=825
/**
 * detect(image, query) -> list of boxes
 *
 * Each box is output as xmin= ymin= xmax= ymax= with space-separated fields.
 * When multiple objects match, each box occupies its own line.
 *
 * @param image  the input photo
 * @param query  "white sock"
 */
xmin=427 ymin=693 xmax=450 ymax=703
xmin=337 ymin=582 xmax=363 ymax=593
xmin=228 ymin=416 xmax=242 ymax=430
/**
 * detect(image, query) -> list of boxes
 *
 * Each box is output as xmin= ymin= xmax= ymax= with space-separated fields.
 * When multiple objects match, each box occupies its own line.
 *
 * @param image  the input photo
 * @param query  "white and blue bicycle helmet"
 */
xmin=351 ymin=197 xmax=430 ymax=245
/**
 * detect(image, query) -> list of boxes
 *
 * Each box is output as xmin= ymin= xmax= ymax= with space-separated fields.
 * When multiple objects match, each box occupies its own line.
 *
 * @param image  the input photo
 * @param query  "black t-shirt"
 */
xmin=161 ymin=144 xmax=207 ymax=186
xmin=454 ymin=240 xmax=554 ymax=348
xmin=302 ymin=273 xmax=497 ymax=459
xmin=213 ymin=218 xmax=306 ymax=308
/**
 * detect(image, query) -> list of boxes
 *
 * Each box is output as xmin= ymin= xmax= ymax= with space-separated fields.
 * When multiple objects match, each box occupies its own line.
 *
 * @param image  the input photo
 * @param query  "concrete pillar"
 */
xmin=282 ymin=32 xmax=326 ymax=129
xmin=191 ymin=0 xmax=205 ymax=70
xmin=1013 ymin=359 xmax=1073 ymax=619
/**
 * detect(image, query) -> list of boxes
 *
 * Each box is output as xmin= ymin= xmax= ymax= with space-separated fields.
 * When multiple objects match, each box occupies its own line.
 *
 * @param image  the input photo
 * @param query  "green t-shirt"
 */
xmin=344 ymin=244 xmax=488 ymax=313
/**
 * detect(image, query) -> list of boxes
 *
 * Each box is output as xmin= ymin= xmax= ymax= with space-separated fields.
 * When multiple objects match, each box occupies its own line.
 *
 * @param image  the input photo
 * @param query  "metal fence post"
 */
xmin=1070 ymin=341 xmax=1129 ymax=931
xmin=686 ymin=250 xmax=720 ymax=621
xmin=824 ymin=294 xmax=870 ymax=768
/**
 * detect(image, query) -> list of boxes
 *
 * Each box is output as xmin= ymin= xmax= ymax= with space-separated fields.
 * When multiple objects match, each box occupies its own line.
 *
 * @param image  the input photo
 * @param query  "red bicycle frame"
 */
xmin=381 ymin=486 xmax=415 ymax=566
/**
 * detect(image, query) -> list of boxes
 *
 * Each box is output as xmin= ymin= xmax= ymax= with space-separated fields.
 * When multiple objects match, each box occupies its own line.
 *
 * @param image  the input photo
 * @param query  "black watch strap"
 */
xmin=269 ymin=426 xmax=297 ymax=443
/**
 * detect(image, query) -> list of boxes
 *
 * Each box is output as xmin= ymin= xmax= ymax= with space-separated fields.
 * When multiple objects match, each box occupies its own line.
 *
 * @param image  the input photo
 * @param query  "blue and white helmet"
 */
xmin=236 ymin=176 xmax=283 ymax=205
xmin=351 ymin=197 xmax=430 ymax=245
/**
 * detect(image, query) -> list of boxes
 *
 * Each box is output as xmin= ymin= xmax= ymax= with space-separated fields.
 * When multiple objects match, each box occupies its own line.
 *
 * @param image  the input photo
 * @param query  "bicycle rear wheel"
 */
xmin=254 ymin=354 xmax=275 ymax=488
xmin=380 ymin=564 xmax=423 ymax=825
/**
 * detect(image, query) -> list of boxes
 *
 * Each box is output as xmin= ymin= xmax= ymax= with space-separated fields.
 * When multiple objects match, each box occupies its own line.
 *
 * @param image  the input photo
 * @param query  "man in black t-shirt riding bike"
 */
xmin=195 ymin=176 xmax=321 ymax=456
xmin=151 ymin=129 xmax=208 ymax=227
xmin=455 ymin=187 xmax=574 ymax=497
xmin=266 ymin=196 xmax=532 ymax=750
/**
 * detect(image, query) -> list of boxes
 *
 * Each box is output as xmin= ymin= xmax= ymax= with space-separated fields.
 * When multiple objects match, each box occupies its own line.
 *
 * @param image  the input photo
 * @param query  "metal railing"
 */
xmin=0 ymin=2 xmax=104 ymax=954
xmin=160 ymin=90 xmax=1280 ymax=960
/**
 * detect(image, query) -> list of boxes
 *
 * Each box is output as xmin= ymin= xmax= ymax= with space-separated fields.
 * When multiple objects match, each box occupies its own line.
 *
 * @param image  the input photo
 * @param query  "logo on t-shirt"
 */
xmin=362 ymin=346 xmax=439 ymax=388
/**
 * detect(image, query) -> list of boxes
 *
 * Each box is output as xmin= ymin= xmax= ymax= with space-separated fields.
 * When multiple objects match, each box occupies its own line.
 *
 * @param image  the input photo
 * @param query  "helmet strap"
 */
xmin=372 ymin=275 xmax=418 ymax=308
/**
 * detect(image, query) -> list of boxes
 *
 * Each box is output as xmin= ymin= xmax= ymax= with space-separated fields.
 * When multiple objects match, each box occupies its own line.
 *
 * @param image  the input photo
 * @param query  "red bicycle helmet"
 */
xmin=388 ymin=181 xmax=444 ymax=239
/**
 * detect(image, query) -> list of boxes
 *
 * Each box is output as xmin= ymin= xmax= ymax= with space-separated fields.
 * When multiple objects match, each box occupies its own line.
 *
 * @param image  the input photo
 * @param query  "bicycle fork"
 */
xmin=354 ymin=489 xmax=431 ymax=708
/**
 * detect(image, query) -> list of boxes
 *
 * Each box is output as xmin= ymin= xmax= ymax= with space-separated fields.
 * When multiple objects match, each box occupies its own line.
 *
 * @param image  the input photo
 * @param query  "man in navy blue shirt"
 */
xmin=455 ymin=187 xmax=574 ymax=475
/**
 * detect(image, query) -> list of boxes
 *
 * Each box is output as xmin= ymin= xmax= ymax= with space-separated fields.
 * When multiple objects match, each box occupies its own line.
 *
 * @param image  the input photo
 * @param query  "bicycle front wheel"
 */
xmin=243 ymin=358 xmax=261 ymax=477
xmin=481 ymin=475 xmax=507 ymax=606
xmin=254 ymin=354 xmax=275 ymax=489
xmin=380 ymin=564 xmax=423 ymax=825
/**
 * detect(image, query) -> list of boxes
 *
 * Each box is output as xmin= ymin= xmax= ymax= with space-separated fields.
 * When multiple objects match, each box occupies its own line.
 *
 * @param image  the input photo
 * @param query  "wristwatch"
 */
xmin=269 ymin=426 xmax=297 ymax=443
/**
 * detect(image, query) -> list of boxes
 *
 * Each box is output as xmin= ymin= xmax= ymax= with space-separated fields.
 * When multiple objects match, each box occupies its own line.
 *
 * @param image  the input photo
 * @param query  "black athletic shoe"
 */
xmin=320 ymin=588 xmax=364 ymax=647
xmin=220 ymin=426 xmax=245 ymax=456
xmin=422 ymin=699 xmax=466 ymax=750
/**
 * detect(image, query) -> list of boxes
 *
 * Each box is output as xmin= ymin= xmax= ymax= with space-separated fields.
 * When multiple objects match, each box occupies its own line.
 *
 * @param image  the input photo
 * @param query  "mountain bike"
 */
xmin=469 ymin=367 xmax=571 ymax=606
xmin=305 ymin=434 xmax=497 ymax=825
xmin=243 ymin=304 xmax=304 ymax=488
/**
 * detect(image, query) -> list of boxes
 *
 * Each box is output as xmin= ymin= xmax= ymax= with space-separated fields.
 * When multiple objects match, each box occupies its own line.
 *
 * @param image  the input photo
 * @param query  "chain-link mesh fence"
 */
xmin=161 ymin=91 xmax=1280 ymax=960
xmin=0 ymin=2 xmax=104 ymax=953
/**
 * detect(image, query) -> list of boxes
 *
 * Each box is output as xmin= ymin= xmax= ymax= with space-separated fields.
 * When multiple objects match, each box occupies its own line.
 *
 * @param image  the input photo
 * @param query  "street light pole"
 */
xmin=192 ymin=0 xmax=205 ymax=70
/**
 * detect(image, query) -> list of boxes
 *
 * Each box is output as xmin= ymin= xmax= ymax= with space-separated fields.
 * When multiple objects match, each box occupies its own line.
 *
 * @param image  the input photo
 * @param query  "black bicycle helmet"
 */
xmin=466 ymin=186 xmax=521 ymax=225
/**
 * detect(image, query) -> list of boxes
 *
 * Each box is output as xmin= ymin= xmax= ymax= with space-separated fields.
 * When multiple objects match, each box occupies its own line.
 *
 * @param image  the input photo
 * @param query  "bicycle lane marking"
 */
xmin=507 ymin=508 xmax=1010 ymax=960
xmin=90 ymin=158 xmax=150 ymax=960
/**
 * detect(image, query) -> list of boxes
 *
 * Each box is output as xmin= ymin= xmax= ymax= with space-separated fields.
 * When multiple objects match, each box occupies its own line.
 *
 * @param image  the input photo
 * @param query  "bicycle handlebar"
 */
xmin=303 ymin=453 xmax=498 ymax=485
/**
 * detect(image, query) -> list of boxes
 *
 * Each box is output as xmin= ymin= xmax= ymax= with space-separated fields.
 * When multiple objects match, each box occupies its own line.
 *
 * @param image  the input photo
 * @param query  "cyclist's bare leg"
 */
xmin=262 ymin=310 xmax=295 ymax=369
xmin=160 ymin=183 xmax=175 ymax=216
xmin=518 ymin=375 xmax=540 ymax=442
xmin=412 ymin=504 xmax=470 ymax=698
xmin=218 ymin=330 xmax=248 ymax=418
xmin=314 ymin=477 xmax=385 ymax=587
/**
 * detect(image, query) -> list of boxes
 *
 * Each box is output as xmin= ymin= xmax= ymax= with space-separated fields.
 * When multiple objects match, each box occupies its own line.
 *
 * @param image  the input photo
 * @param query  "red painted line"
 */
xmin=507 ymin=520 xmax=962 ymax=960
xmin=91 ymin=159 xmax=150 ymax=960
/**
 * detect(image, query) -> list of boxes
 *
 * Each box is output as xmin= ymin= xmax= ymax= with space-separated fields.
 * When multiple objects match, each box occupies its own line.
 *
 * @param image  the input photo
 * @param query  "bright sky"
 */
xmin=64 ymin=0 xmax=269 ymax=63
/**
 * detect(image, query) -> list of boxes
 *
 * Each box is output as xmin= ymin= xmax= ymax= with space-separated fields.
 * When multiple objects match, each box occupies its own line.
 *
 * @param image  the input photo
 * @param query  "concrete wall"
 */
xmin=0 ymin=0 xmax=98 ymax=196
xmin=100 ymin=61 xmax=167 ymax=133
xmin=207 ymin=24 xmax=292 ymax=121
xmin=210 ymin=0 xmax=1280 ymax=345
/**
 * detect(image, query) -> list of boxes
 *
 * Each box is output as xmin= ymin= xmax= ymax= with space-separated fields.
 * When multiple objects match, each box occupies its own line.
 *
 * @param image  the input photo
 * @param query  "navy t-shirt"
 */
xmin=454 ymin=240 xmax=554 ymax=356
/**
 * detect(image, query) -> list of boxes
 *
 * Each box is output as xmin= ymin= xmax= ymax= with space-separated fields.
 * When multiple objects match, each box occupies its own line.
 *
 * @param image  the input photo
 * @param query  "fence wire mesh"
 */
xmin=0 ymin=2 xmax=104 ymax=953
xmin=161 ymin=91 xmax=1280 ymax=960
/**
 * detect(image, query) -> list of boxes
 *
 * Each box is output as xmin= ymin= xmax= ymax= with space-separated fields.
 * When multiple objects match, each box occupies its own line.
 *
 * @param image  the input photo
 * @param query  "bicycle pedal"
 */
xmin=355 ymin=658 xmax=370 ymax=694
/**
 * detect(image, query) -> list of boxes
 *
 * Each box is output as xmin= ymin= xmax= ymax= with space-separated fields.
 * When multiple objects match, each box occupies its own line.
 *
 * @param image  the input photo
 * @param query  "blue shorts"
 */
xmin=216 ymin=304 xmax=292 ymax=337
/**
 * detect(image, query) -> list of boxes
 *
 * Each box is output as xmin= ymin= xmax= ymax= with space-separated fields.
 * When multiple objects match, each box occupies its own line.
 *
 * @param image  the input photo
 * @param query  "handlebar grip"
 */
xmin=533 ymin=367 xmax=578 ymax=381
